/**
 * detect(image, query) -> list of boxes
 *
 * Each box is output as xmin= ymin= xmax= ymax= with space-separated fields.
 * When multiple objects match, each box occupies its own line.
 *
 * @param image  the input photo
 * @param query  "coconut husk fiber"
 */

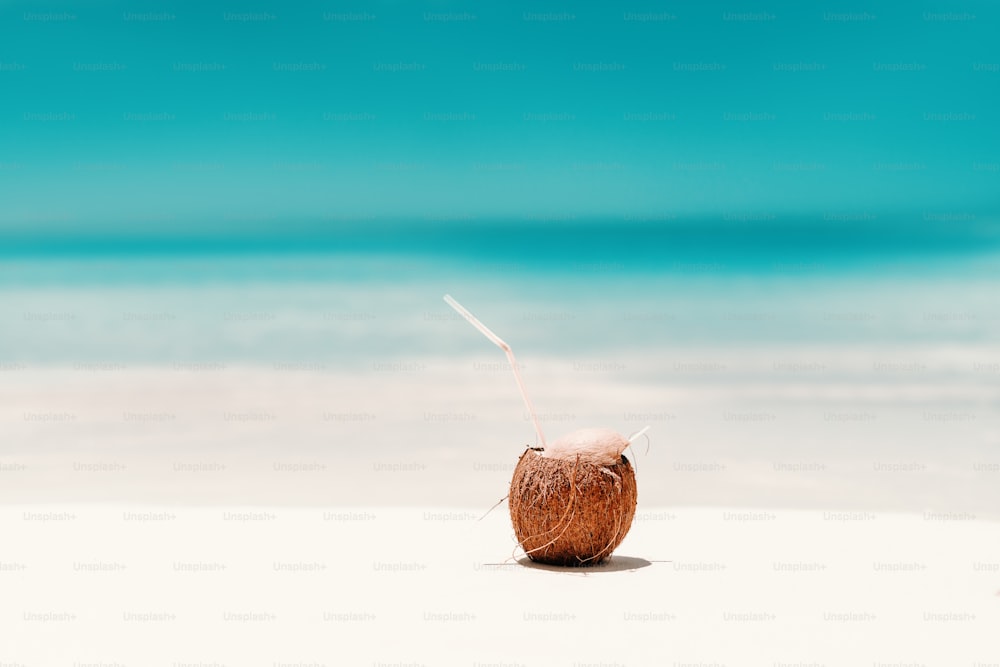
xmin=509 ymin=448 xmax=637 ymax=566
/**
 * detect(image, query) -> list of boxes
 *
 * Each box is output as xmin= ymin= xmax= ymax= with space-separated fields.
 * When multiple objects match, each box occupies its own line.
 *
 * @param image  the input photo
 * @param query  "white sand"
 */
xmin=3 ymin=504 xmax=998 ymax=665
xmin=2 ymin=362 xmax=997 ymax=516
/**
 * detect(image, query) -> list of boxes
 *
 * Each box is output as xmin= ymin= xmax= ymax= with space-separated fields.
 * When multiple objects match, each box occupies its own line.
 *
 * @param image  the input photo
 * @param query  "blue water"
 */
xmin=2 ymin=0 xmax=999 ymax=226
xmin=1 ymin=249 xmax=996 ymax=367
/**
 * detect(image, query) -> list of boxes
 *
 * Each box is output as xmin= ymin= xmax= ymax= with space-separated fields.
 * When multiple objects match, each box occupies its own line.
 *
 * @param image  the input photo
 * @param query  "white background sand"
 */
xmin=2 ymin=359 xmax=997 ymax=515
xmin=3 ymin=504 xmax=998 ymax=666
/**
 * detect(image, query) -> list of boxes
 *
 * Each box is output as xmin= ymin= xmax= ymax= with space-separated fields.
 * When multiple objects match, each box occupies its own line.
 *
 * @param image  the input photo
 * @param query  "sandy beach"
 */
xmin=2 ymin=356 xmax=997 ymax=516
xmin=3 ymin=358 xmax=997 ymax=663
xmin=3 ymin=504 xmax=998 ymax=665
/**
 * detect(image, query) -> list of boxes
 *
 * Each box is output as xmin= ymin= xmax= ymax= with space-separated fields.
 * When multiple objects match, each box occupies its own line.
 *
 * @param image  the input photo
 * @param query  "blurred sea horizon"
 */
xmin=2 ymin=218 xmax=997 ymax=516
xmin=3 ymin=212 xmax=1000 ymax=264
xmin=2 ymin=215 xmax=999 ymax=358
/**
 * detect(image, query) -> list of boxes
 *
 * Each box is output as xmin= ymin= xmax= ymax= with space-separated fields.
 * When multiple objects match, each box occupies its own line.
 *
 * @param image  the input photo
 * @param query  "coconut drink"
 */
xmin=444 ymin=295 xmax=643 ymax=566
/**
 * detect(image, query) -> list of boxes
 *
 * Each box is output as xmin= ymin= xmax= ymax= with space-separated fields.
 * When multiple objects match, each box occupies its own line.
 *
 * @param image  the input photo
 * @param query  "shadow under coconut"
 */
xmin=514 ymin=555 xmax=653 ymax=573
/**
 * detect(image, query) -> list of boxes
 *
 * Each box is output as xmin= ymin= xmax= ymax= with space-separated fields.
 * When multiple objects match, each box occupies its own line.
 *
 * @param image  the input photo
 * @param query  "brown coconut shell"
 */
xmin=509 ymin=448 xmax=637 ymax=566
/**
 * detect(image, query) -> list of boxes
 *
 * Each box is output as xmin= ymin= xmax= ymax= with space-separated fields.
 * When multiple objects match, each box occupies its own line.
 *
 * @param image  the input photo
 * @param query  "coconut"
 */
xmin=509 ymin=443 xmax=637 ymax=566
xmin=443 ymin=295 xmax=644 ymax=566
